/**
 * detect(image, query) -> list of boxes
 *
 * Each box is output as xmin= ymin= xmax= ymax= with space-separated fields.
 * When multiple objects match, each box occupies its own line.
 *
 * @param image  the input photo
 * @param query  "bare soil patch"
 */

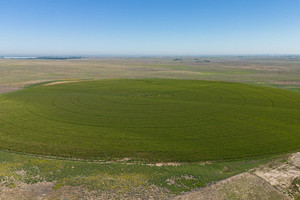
xmin=0 ymin=181 xmax=169 ymax=200
xmin=173 ymin=172 xmax=289 ymax=200
xmin=147 ymin=162 xmax=182 ymax=167
xmin=0 ymin=86 xmax=19 ymax=94
xmin=44 ymin=80 xmax=81 ymax=86
xmin=173 ymin=153 xmax=300 ymax=200
xmin=254 ymin=152 xmax=300 ymax=198
xmin=272 ymin=81 xmax=300 ymax=85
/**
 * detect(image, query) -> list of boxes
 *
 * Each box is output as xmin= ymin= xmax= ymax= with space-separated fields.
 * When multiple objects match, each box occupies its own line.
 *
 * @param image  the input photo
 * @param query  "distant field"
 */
xmin=0 ymin=57 xmax=300 ymax=94
xmin=0 ymin=79 xmax=299 ymax=162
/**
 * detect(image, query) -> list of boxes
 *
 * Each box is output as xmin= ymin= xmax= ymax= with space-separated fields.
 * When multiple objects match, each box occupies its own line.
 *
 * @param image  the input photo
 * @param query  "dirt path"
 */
xmin=44 ymin=80 xmax=81 ymax=86
xmin=173 ymin=172 xmax=289 ymax=200
xmin=0 ymin=80 xmax=82 ymax=94
xmin=174 ymin=152 xmax=300 ymax=200
xmin=254 ymin=152 xmax=300 ymax=198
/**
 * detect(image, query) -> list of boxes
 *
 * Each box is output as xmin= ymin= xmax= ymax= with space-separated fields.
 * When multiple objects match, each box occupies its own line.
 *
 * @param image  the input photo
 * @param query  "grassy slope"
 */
xmin=0 ymin=79 xmax=299 ymax=162
xmin=0 ymin=150 xmax=272 ymax=196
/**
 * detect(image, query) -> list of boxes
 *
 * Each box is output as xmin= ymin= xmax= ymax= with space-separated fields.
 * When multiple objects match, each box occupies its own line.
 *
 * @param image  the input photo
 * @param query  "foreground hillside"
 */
xmin=1 ymin=150 xmax=298 ymax=199
xmin=0 ymin=79 xmax=299 ymax=162
xmin=0 ymin=150 xmax=275 ymax=199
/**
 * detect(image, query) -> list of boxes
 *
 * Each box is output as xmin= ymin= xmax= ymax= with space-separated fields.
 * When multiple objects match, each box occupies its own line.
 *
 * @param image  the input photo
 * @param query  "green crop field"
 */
xmin=0 ymin=79 xmax=299 ymax=162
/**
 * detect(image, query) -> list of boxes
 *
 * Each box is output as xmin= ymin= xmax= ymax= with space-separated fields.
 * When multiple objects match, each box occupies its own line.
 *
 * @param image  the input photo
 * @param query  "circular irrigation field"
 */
xmin=0 ymin=79 xmax=299 ymax=162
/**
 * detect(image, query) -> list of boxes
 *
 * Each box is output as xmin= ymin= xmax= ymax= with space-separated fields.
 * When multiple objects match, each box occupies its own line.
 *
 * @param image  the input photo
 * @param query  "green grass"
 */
xmin=0 ymin=79 xmax=299 ymax=162
xmin=0 ymin=150 xmax=272 ymax=195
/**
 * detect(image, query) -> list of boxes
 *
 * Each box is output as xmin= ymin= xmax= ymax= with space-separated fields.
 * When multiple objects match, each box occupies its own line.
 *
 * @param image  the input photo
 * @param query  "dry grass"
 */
xmin=0 ymin=56 xmax=299 ymax=93
xmin=174 ymin=172 xmax=289 ymax=200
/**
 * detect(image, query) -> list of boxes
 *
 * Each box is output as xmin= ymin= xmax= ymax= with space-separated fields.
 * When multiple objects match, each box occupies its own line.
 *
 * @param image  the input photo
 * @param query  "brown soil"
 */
xmin=146 ymin=162 xmax=182 ymax=167
xmin=272 ymin=81 xmax=300 ymax=85
xmin=44 ymin=81 xmax=81 ymax=86
xmin=0 ymin=182 xmax=169 ymax=200
xmin=0 ymin=86 xmax=19 ymax=94
xmin=174 ymin=152 xmax=300 ymax=200
xmin=254 ymin=152 xmax=300 ymax=197
xmin=173 ymin=172 xmax=290 ymax=200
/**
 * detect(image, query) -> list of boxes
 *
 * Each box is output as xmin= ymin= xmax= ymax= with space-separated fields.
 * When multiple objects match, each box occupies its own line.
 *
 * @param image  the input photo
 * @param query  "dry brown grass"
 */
xmin=0 ymin=57 xmax=299 ymax=93
xmin=173 ymin=172 xmax=289 ymax=200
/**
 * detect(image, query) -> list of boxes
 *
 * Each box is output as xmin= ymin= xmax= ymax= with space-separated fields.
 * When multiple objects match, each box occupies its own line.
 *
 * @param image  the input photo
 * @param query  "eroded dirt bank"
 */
xmin=173 ymin=172 xmax=290 ymax=200
xmin=174 ymin=152 xmax=300 ymax=200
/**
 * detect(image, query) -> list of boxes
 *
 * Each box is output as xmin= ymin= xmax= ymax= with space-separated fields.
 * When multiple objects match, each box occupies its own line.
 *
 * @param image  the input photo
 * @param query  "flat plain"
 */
xmin=0 ymin=79 xmax=300 ymax=162
xmin=1 ymin=56 xmax=300 ymax=93
xmin=0 ymin=56 xmax=299 ymax=199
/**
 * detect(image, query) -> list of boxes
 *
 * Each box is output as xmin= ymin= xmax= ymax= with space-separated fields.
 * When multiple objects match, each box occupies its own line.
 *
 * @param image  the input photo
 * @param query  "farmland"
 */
xmin=0 ymin=79 xmax=299 ymax=162
xmin=2 ymin=0 xmax=300 ymax=198
xmin=0 ymin=57 xmax=299 ymax=199
xmin=1 ymin=56 xmax=300 ymax=94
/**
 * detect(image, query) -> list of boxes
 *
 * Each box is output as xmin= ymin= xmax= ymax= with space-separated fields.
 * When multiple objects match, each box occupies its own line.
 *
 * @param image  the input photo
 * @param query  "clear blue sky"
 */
xmin=1 ymin=0 xmax=300 ymax=56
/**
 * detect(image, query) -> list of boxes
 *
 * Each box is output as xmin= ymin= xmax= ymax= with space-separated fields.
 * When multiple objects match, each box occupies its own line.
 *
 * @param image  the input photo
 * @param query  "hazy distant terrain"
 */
xmin=1 ymin=56 xmax=299 ymax=94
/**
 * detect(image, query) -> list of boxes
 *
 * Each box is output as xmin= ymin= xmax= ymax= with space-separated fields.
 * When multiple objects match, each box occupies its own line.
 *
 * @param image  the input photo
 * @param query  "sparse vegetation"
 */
xmin=0 ymin=150 xmax=271 ymax=197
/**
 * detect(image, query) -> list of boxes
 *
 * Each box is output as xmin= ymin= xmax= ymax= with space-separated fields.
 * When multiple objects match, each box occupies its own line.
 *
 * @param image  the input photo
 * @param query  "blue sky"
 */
xmin=1 ymin=0 xmax=300 ymax=55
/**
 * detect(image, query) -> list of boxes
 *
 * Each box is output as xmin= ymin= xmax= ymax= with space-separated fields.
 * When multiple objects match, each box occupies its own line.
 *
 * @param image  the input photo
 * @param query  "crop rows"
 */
xmin=0 ymin=79 xmax=299 ymax=162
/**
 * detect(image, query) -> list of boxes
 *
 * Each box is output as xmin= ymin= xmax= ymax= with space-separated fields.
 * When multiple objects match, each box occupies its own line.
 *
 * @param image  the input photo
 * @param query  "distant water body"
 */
xmin=2 ymin=57 xmax=37 ymax=59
